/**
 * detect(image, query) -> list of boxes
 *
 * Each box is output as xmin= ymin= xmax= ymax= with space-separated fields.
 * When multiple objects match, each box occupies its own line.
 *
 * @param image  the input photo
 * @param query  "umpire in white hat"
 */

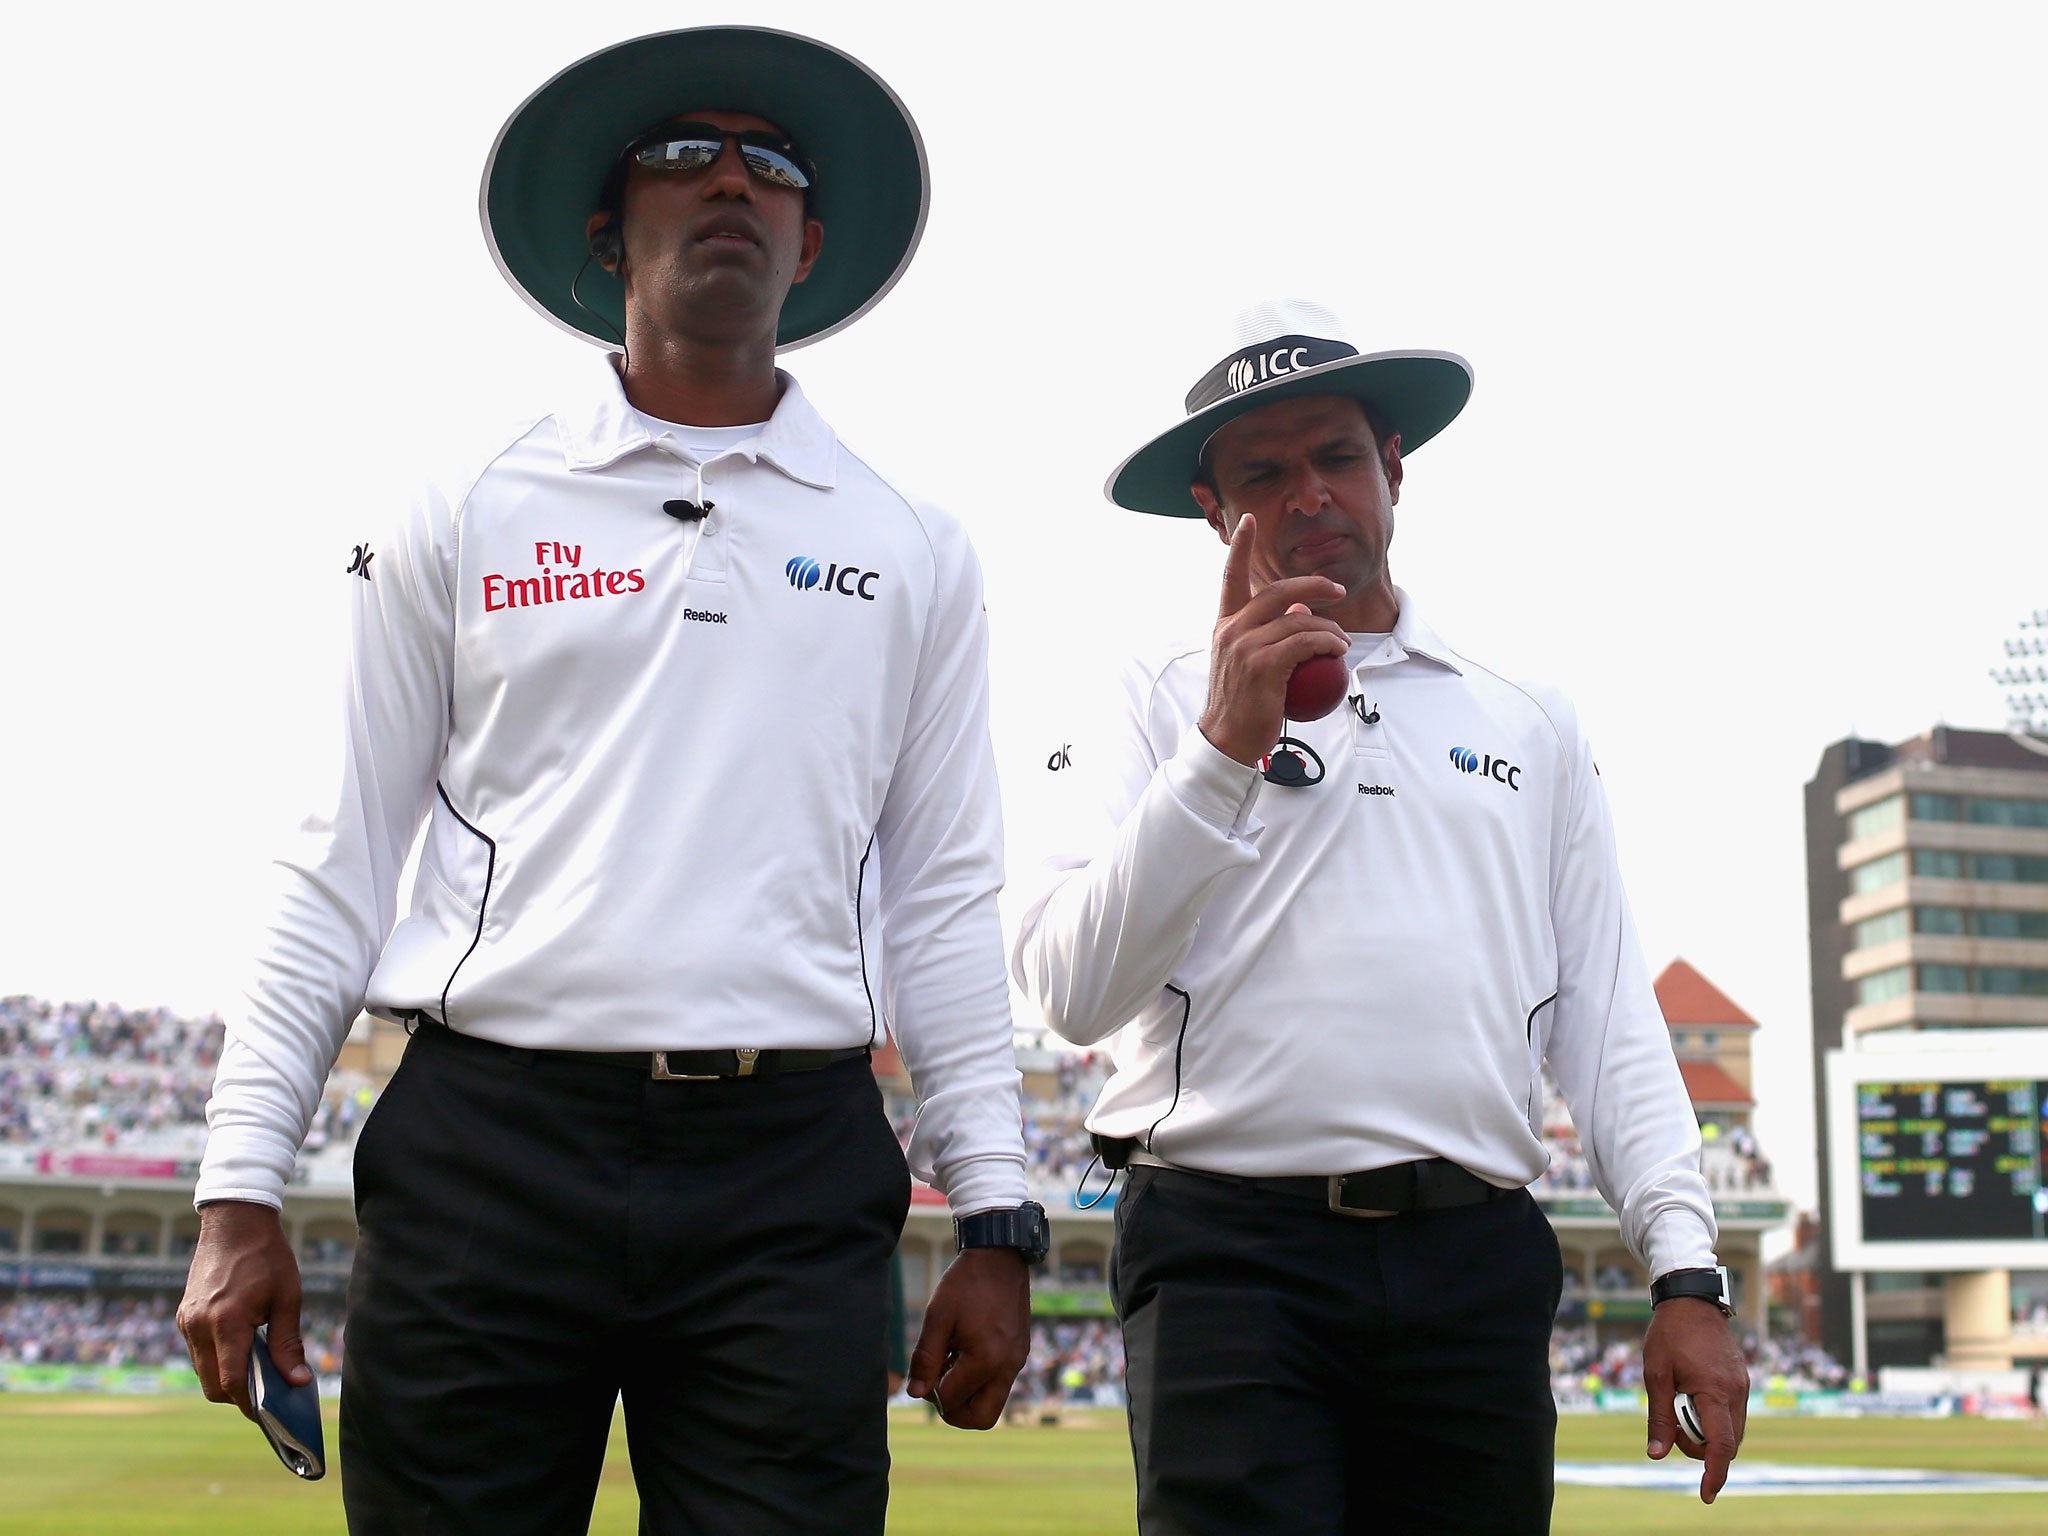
xmin=1013 ymin=300 xmax=1749 ymax=1533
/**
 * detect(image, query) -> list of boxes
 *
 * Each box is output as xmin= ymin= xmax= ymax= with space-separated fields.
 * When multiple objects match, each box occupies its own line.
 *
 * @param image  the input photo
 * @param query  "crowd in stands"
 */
xmin=886 ymin=1049 xmax=1115 ymax=1201
xmin=0 ymin=998 xmax=224 ymax=1153
xmin=0 ymin=1291 xmax=1122 ymax=1397
xmin=5 ymin=1004 xmax=1781 ymax=1204
xmin=1537 ymin=1134 xmax=1774 ymax=1198
xmin=1022 ymin=1053 xmax=1112 ymax=1195
xmin=0 ymin=996 xmax=373 ymax=1160
xmin=5 ymin=1004 xmax=1819 ymax=1399
xmin=1531 ymin=1067 xmax=1777 ymax=1200
xmin=1001 ymin=1057 xmax=1781 ymax=1209
xmin=1552 ymin=1325 xmax=1850 ymax=1394
xmin=1700 ymin=1123 xmax=1775 ymax=1191
xmin=0 ymin=997 xmax=224 ymax=1069
xmin=0 ymin=1293 xmax=348 ymax=1374
xmin=303 ymin=1085 xmax=377 ymax=1154
xmin=1015 ymin=1318 xmax=1125 ymax=1408
xmin=5 ymin=1289 xmax=1863 ymax=1408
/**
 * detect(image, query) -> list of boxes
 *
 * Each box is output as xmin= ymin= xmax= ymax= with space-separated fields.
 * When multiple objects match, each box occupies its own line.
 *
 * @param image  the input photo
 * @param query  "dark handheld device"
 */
xmin=248 ymin=1324 xmax=326 ymax=1480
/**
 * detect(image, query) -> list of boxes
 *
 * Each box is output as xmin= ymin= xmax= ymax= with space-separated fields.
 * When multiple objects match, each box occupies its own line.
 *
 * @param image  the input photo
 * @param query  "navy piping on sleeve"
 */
xmin=856 ymin=836 xmax=879 ymax=1046
xmin=434 ymin=782 xmax=497 ymax=1028
xmin=1144 ymin=983 xmax=1193 ymax=1152
xmin=1524 ymin=991 xmax=1559 ymax=1128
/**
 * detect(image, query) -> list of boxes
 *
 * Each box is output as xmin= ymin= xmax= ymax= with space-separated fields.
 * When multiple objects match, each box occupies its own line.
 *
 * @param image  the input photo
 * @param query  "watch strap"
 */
xmin=953 ymin=1202 xmax=1049 ymax=1262
xmin=1650 ymin=1265 xmax=1731 ymax=1315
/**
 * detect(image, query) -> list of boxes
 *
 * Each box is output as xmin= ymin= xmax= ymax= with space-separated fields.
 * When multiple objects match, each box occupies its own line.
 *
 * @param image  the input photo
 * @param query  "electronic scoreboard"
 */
xmin=1826 ymin=1040 xmax=2048 ymax=1270
xmin=1855 ymin=1078 xmax=2044 ymax=1240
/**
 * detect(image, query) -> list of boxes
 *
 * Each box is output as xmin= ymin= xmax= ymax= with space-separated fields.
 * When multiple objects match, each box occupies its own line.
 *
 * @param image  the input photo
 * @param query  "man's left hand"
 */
xmin=1642 ymin=1298 xmax=1750 ymax=1503
xmin=905 ymin=1248 xmax=1031 ymax=1430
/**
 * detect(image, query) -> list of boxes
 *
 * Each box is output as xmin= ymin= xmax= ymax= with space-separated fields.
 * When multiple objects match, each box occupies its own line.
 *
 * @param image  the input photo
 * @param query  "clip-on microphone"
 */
xmin=662 ymin=500 xmax=714 ymax=523
xmin=1350 ymin=695 xmax=1381 ymax=726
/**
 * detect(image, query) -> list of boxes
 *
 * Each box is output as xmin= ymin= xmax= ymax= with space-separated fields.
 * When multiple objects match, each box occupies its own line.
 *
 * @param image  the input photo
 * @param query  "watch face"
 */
xmin=1020 ymin=1201 xmax=1050 ymax=1263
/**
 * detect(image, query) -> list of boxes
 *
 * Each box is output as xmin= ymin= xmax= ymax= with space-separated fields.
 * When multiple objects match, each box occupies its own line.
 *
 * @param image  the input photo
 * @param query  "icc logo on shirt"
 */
xmin=785 ymin=555 xmax=880 ymax=601
xmin=1449 ymin=745 xmax=1521 ymax=790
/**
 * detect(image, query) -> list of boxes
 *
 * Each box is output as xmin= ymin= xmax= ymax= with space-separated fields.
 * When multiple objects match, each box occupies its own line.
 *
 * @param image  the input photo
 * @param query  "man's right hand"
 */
xmin=175 ymin=1199 xmax=311 ymax=1418
xmin=1197 ymin=514 xmax=1351 ymax=766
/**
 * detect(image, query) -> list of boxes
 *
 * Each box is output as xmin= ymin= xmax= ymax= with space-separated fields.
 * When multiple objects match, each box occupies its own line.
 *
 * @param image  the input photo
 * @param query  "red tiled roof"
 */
xmin=1655 ymin=958 xmax=1758 ymax=1029
xmin=1678 ymin=1058 xmax=1754 ymax=1107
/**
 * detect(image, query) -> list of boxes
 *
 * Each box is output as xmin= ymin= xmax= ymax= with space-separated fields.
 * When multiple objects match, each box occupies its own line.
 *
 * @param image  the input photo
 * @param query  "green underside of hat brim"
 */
xmin=1106 ymin=352 xmax=1474 ymax=518
xmin=482 ymin=27 xmax=926 ymax=351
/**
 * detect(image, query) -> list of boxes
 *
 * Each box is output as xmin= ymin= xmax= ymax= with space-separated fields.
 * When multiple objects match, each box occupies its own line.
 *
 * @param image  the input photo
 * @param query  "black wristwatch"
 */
xmin=1650 ymin=1265 xmax=1732 ymax=1316
xmin=954 ymin=1201 xmax=1050 ymax=1265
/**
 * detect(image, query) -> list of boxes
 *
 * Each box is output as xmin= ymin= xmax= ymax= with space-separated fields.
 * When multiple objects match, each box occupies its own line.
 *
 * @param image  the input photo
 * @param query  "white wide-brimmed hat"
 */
xmin=1106 ymin=300 xmax=1473 ymax=517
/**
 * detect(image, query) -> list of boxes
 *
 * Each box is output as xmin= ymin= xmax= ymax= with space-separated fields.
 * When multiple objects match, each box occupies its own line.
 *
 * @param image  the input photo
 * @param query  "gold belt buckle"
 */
xmin=650 ymin=1048 xmax=762 ymax=1081
xmin=1327 ymin=1175 xmax=1399 ymax=1219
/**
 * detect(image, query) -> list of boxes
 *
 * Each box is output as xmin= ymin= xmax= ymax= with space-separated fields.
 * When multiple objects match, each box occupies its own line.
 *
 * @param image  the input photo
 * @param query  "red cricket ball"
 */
xmin=1284 ymin=653 xmax=1350 ymax=722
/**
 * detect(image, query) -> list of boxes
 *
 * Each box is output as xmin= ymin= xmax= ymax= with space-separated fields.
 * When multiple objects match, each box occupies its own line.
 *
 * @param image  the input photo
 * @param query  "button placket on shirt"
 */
xmin=1352 ymin=644 xmax=1398 ymax=761
xmin=658 ymin=440 xmax=728 ymax=584
xmin=692 ymin=459 xmax=724 ymax=580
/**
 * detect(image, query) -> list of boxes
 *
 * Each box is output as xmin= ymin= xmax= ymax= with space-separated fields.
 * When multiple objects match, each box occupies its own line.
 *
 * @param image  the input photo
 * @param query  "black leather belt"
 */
xmin=414 ymin=1018 xmax=868 ymax=1080
xmin=1123 ymin=1148 xmax=1510 ymax=1218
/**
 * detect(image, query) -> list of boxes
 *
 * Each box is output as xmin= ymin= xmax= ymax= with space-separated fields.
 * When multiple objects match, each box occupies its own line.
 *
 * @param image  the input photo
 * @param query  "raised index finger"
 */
xmin=1218 ymin=514 xmax=1256 ymax=621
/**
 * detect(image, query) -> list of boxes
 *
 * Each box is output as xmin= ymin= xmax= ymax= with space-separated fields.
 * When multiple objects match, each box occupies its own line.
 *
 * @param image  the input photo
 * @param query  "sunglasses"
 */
xmin=626 ymin=123 xmax=814 ymax=191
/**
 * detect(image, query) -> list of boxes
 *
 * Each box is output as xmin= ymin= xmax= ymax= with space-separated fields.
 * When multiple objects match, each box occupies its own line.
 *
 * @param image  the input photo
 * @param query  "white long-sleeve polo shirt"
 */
xmin=199 ymin=358 xmax=1026 ymax=1216
xmin=1010 ymin=591 xmax=1716 ymax=1280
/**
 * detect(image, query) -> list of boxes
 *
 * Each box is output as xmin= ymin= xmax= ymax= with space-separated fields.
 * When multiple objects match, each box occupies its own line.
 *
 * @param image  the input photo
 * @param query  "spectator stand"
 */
xmin=1538 ymin=961 xmax=1792 ymax=1343
xmin=877 ymin=1034 xmax=1118 ymax=1335
xmin=0 ymin=997 xmax=377 ymax=1337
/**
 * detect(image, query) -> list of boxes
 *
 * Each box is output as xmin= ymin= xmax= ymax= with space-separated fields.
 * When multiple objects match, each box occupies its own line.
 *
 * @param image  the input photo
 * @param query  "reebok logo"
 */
xmin=1448 ymin=745 xmax=1521 ymax=791
xmin=1356 ymin=783 xmax=1395 ymax=796
xmin=346 ymin=543 xmax=374 ymax=581
xmin=683 ymin=608 xmax=728 ymax=625
xmin=785 ymin=555 xmax=880 ymax=601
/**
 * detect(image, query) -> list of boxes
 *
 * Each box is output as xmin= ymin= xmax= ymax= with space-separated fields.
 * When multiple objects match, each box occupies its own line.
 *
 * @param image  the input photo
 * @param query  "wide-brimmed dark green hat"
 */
xmin=481 ymin=27 xmax=927 ymax=351
xmin=1107 ymin=300 xmax=1473 ymax=517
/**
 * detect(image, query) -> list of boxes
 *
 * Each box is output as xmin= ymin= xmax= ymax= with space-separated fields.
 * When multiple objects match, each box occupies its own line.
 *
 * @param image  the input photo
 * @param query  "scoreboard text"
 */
xmin=1857 ymin=1079 xmax=2047 ymax=1242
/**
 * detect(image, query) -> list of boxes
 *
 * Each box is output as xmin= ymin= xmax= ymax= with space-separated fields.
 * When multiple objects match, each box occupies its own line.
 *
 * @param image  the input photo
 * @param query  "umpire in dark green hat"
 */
xmin=177 ymin=26 xmax=1041 ymax=1536
xmin=483 ymin=25 xmax=928 ymax=351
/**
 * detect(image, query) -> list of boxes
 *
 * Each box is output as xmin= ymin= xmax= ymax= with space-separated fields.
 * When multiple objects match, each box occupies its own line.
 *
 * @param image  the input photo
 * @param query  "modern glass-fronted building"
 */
xmin=1805 ymin=727 xmax=2048 ymax=1374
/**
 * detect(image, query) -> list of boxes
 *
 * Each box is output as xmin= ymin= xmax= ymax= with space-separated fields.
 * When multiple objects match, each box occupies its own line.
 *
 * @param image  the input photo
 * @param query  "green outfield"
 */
xmin=2 ymin=1395 xmax=2045 ymax=1534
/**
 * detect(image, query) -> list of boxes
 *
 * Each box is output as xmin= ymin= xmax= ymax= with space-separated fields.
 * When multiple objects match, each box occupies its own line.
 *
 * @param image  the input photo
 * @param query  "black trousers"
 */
xmin=1113 ymin=1166 xmax=1562 ymax=1536
xmin=339 ymin=1024 xmax=910 ymax=1536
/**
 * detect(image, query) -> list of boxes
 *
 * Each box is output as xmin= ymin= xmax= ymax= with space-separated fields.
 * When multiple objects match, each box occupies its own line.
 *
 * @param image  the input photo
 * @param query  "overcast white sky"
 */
xmin=3 ymin=2 xmax=2044 ymax=1225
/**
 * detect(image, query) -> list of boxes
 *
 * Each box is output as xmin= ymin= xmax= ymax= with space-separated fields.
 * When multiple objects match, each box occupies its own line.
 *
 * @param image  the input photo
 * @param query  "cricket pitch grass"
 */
xmin=3 ymin=1395 xmax=2046 ymax=1533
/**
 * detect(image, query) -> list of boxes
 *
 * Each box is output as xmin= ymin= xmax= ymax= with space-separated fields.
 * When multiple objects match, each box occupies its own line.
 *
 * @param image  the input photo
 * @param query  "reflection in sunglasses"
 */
xmin=629 ymin=124 xmax=812 ymax=191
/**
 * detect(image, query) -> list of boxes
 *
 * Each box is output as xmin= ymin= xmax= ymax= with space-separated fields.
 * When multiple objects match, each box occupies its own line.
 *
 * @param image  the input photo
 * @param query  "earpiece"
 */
xmin=1260 ymin=737 xmax=1326 ymax=788
xmin=587 ymin=219 xmax=623 ymax=267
